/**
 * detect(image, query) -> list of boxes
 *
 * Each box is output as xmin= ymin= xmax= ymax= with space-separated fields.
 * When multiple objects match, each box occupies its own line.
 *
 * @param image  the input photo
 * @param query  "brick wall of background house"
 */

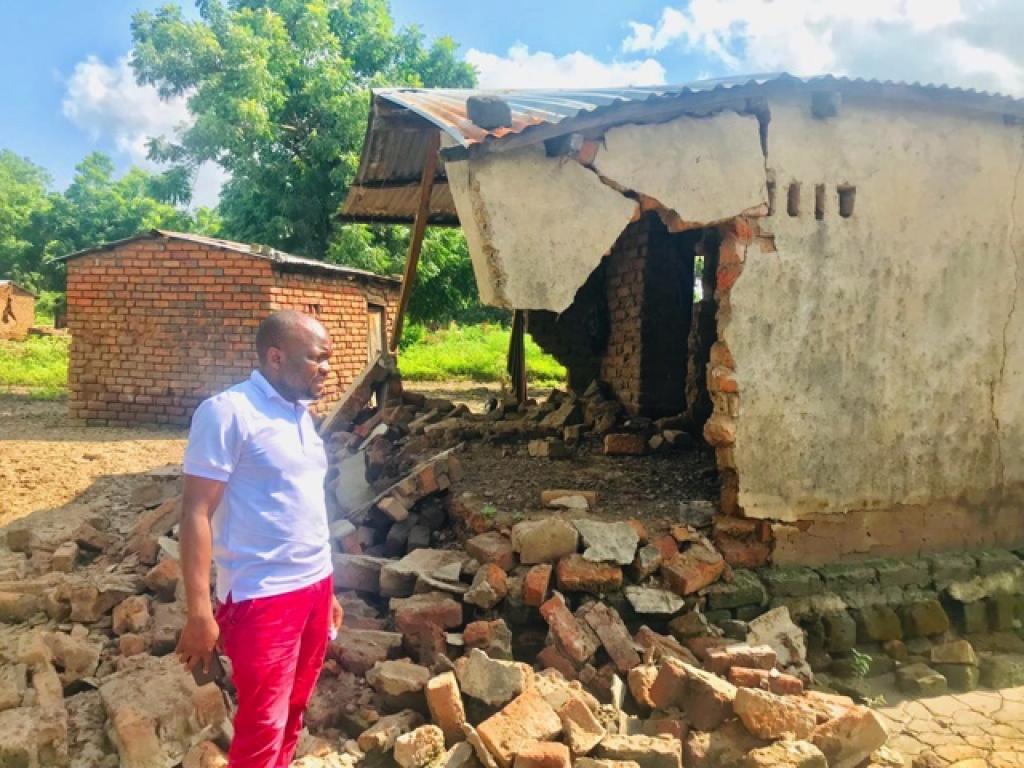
xmin=66 ymin=240 xmax=400 ymax=427
xmin=268 ymin=270 xmax=399 ymax=415
xmin=0 ymin=286 xmax=35 ymax=340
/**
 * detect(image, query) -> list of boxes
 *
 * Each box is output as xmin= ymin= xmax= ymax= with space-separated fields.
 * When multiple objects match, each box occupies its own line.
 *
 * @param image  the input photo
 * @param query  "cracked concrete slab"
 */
xmin=592 ymin=111 xmax=766 ymax=226
xmin=444 ymin=142 xmax=636 ymax=312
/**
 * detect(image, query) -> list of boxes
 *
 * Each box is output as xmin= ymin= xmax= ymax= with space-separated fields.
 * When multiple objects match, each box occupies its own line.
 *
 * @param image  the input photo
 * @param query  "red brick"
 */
xmin=660 ymin=544 xmax=725 ymax=596
xmin=555 ymin=555 xmax=623 ymax=594
xmin=727 ymin=666 xmax=805 ymax=695
xmin=523 ymin=564 xmax=553 ymax=607
xmin=539 ymin=593 xmax=600 ymax=664
xmin=513 ymin=742 xmax=570 ymax=768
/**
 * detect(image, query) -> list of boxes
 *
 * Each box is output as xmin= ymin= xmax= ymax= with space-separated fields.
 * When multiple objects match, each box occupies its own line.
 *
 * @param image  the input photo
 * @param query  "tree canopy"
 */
xmin=131 ymin=0 xmax=475 ymax=259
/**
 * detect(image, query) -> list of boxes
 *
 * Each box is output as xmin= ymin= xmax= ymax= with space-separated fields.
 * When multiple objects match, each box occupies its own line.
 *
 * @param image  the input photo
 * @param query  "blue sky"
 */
xmin=2 ymin=0 xmax=1022 ymax=205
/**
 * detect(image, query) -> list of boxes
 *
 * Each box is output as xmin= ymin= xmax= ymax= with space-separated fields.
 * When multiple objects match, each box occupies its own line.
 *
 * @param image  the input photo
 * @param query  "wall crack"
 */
xmin=992 ymin=131 xmax=1024 ymax=489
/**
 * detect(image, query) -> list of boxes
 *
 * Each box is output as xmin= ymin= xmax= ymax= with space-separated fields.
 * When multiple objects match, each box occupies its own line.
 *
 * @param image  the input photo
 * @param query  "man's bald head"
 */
xmin=256 ymin=310 xmax=323 ymax=363
xmin=255 ymin=310 xmax=332 ymax=401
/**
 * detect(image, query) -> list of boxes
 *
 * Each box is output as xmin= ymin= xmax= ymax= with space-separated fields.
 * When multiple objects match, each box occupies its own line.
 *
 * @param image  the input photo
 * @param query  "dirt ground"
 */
xmin=0 ymin=394 xmax=187 ymax=528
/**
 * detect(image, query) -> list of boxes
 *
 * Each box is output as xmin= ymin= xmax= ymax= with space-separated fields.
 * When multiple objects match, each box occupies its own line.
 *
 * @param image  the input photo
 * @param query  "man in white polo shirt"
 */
xmin=176 ymin=310 xmax=342 ymax=768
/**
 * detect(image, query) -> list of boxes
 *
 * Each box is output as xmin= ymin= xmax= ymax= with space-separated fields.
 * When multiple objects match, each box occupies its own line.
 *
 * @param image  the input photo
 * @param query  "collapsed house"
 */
xmin=342 ymin=74 xmax=1024 ymax=565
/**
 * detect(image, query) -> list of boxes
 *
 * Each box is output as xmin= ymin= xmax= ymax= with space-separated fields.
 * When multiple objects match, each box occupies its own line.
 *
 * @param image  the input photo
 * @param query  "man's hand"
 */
xmin=176 ymin=612 xmax=220 ymax=673
xmin=331 ymin=595 xmax=344 ymax=633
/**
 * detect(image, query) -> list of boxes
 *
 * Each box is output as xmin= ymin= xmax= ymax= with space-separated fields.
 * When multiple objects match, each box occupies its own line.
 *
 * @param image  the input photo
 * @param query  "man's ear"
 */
xmin=266 ymin=346 xmax=284 ymax=370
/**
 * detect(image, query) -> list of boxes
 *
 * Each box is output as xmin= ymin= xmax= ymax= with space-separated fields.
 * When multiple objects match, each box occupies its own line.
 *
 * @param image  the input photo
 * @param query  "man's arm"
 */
xmin=175 ymin=474 xmax=226 ymax=673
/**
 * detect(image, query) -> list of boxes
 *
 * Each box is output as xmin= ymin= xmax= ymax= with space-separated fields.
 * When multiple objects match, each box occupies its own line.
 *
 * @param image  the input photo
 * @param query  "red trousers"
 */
xmin=216 ymin=576 xmax=332 ymax=768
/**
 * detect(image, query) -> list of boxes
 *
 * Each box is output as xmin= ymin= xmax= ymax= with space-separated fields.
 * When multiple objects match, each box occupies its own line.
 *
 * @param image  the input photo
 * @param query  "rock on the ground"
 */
xmin=746 ymin=607 xmax=812 ymax=681
xmin=623 ymin=587 xmax=684 ymax=616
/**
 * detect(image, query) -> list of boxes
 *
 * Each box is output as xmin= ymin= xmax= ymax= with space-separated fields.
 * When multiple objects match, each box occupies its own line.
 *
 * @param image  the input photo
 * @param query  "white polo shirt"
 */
xmin=183 ymin=370 xmax=333 ymax=602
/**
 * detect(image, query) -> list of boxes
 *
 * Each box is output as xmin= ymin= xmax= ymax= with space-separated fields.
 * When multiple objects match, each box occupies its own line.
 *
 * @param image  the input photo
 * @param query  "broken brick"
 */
xmin=513 ymin=741 xmax=571 ymax=768
xmin=733 ymin=687 xmax=816 ymax=740
xmin=465 ymin=532 xmax=517 ymax=572
xmin=464 ymin=564 xmax=508 ymax=610
xmin=391 ymin=593 xmax=463 ymax=640
xmin=537 ymin=645 xmax=579 ymax=680
xmin=540 ymin=593 xmax=600 ymax=664
xmin=523 ymin=564 xmax=553 ymax=607
xmin=603 ymin=434 xmax=647 ymax=456
xmin=727 ymin=666 xmax=804 ymax=696
xmin=580 ymin=602 xmax=641 ymax=674
xmin=704 ymin=644 xmax=776 ymax=676
xmin=660 ymin=543 xmax=725 ymax=596
xmin=476 ymin=689 xmax=562 ymax=768
xmin=425 ymin=672 xmax=466 ymax=746
xmin=555 ymin=555 xmax=623 ymax=594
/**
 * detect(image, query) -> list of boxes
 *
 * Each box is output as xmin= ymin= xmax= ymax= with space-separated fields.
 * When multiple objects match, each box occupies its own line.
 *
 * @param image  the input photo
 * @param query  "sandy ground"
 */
xmin=0 ymin=395 xmax=187 ymax=527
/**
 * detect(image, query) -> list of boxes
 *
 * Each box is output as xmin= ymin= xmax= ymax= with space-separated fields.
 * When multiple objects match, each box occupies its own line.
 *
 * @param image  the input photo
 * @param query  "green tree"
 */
xmin=131 ymin=0 xmax=475 ymax=261
xmin=0 ymin=150 xmax=54 ymax=289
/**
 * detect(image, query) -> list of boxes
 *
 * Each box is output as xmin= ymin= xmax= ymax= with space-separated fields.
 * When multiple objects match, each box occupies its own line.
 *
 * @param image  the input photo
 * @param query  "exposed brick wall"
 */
xmin=0 ymin=285 xmax=35 ymax=340
xmin=600 ymin=217 xmax=650 ymax=413
xmin=66 ymin=239 xmax=400 ymax=427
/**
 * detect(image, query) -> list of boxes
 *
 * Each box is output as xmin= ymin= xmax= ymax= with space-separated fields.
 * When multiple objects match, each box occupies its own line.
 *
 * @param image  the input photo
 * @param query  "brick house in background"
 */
xmin=0 ymin=280 xmax=36 ymax=340
xmin=63 ymin=230 xmax=400 ymax=427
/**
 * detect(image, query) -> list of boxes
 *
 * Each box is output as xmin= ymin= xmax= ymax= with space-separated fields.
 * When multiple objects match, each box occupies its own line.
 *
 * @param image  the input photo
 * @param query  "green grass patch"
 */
xmin=399 ymin=323 xmax=566 ymax=385
xmin=0 ymin=336 xmax=69 ymax=398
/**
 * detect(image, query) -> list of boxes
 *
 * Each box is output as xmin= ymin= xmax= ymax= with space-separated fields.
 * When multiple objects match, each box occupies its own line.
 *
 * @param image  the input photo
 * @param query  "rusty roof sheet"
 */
xmin=374 ymin=73 xmax=1024 ymax=152
xmin=60 ymin=230 xmax=401 ymax=285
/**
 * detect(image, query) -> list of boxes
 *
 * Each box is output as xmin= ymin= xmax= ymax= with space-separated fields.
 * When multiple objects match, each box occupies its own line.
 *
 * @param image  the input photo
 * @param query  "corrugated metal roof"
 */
xmin=374 ymin=73 xmax=1024 ymax=152
xmin=342 ymin=72 xmax=1024 ymax=225
xmin=60 ymin=230 xmax=401 ymax=285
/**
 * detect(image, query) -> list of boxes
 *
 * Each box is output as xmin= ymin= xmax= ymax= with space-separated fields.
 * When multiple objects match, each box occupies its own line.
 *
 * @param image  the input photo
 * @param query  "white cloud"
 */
xmin=466 ymin=44 xmax=667 ymax=89
xmin=622 ymin=0 xmax=1024 ymax=96
xmin=62 ymin=55 xmax=224 ymax=207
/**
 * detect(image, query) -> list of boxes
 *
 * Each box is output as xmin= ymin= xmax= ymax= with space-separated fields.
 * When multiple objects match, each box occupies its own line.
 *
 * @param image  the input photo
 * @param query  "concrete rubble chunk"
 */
xmin=358 ymin=710 xmax=424 ymax=752
xmin=112 ymin=595 xmax=151 ymax=636
xmin=512 ymin=519 xmax=579 ymax=564
xmin=330 ymin=628 xmax=403 ymax=676
xmin=746 ymin=607 xmax=812 ymax=681
xmin=810 ymin=706 xmax=888 ymax=768
xmin=624 ymin=586 xmax=687 ymax=618
xmin=896 ymin=663 xmax=948 ymax=696
xmin=540 ymin=593 xmax=600 ymax=664
xmin=366 ymin=659 xmax=432 ymax=697
xmin=465 ymin=564 xmax=509 ymax=610
xmin=573 ymin=520 xmax=639 ymax=565
xmin=476 ymin=689 xmax=562 ymax=768
xmin=456 ymin=648 xmax=531 ymax=708
xmin=684 ymin=720 xmax=767 ymax=767
xmin=558 ymin=696 xmax=605 ymax=755
xmin=596 ymin=734 xmax=682 ymax=768
xmin=99 ymin=654 xmax=229 ymax=768
xmin=395 ymin=724 xmax=447 ymax=768
xmin=743 ymin=740 xmax=827 ymax=768
xmin=733 ymin=687 xmax=817 ymax=740
xmin=333 ymin=554 xmax=388 ymax=594
xmin=464 ymin=723 xmax=501 ymax=768
xmin=439 ymin=741 xmax=479 ymax=768
xmin=426 ymin=671 xmax=466 ymax=746
xmin=381 ymin=549 xmax=470 ymax=598
xmin=532 ymin=669 xmax=600 ymax=712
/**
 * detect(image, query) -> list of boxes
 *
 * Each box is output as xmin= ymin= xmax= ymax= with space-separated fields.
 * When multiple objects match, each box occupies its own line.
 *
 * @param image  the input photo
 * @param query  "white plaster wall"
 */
xmin=728 ymin=97 xmax=1024 ymax=520
xmin=593 ymin=111 xmax=766 ymax=224
xmin=444 ymin=143 xmax=636 ymax=312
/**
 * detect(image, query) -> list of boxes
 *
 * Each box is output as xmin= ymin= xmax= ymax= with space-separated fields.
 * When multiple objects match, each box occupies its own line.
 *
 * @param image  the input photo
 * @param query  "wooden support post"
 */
xmin=390 ymin=130 xmax=441 ymax=352
xmin=507 ymin=309 xmax=528 ymax=404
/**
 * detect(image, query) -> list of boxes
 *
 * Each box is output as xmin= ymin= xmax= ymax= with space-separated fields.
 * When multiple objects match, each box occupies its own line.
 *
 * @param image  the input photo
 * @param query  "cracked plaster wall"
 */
xmin=729 ymin=97 xmax=1024 ymax=532
xmin=444 ymin=141 xmax=636 ymax=313
xmin=443 ymin=110 xmax=765 ymax=312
